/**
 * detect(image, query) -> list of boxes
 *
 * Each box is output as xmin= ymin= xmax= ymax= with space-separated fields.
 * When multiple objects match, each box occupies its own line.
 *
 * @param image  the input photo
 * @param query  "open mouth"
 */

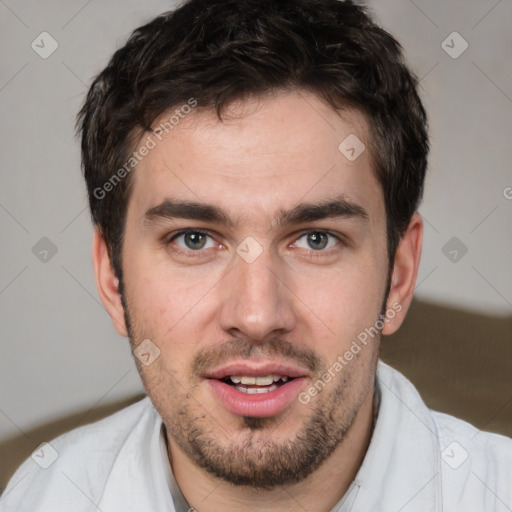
xmin=204 ymin=362 xmax=309 ymax=417
xmin=222 ymin=374 xmax=294 ymax=394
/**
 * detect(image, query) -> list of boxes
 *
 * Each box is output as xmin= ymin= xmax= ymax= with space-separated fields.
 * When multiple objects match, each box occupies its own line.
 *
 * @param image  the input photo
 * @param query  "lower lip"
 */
xmin=207 ymin=378 xmax=307 ymax=418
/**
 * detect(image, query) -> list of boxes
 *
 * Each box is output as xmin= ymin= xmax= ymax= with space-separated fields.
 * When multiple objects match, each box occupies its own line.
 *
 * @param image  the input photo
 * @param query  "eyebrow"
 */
xmin=143 ymin=195 xmax=369 ymax=229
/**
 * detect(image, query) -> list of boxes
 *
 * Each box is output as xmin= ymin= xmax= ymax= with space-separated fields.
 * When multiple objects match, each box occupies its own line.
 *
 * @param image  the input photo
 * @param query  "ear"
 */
xmin=382 ymin=213 xmax=423 ymax=336
xmin=92 ymin=229 xmax=129 ymax=337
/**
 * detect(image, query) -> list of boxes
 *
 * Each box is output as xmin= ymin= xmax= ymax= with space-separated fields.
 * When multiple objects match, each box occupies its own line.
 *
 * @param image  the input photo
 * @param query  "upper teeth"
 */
xmin=229 ymin=375 xmax=289 ymax=385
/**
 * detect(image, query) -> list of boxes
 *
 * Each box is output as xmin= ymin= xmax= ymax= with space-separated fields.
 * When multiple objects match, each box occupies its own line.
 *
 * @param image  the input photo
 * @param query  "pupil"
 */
xmin=185 ymin=232 xmax=206 ymax=250
xmin=308 ymin=232 xmax=327 ymax=250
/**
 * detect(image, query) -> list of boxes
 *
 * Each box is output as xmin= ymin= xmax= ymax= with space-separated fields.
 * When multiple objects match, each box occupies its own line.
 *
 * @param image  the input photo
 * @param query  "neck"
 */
xmin=168 ymin=383 xmax=375 ymax=512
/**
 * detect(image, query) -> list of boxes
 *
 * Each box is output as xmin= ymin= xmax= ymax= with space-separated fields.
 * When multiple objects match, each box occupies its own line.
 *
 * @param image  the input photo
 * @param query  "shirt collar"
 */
xmin=159 ymin=424 xmax=192 ymax=512
xmin=335 ymin=360 xmax=443 ymax=512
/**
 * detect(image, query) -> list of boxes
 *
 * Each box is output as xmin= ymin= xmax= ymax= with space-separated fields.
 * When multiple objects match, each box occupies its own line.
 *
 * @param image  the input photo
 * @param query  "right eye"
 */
xmin=169 ymin=230 xmax=217 ymax=252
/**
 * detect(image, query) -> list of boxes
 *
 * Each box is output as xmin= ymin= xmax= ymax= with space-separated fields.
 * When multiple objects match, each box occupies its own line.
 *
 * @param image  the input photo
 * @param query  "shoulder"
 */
xmin=377 ymin=361 xmax=512 ymax=509
xmin=433 ymin=408 xmax=512 ymax=471
xmin=433 ymin=406 xmax=512 ymax=509
xmin=0 ymin=397 xmax=156 ymax=512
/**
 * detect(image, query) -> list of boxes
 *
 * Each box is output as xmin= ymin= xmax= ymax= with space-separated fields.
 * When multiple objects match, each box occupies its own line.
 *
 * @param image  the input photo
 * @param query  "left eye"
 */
xmin=293 ymin=231 xmax=339 ymax=251
xmin=172 ymin=231 xmax=216 ymax=251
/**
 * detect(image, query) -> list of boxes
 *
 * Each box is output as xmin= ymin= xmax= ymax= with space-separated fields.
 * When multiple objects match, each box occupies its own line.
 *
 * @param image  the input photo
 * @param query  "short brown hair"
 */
xmin=77 ymin=0 xmax=429 ymax=291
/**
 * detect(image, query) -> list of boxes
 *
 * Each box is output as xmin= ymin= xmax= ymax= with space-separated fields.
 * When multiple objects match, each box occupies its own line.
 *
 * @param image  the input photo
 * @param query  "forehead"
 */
xmin=128 ymin=91 xmax=383 ymax=228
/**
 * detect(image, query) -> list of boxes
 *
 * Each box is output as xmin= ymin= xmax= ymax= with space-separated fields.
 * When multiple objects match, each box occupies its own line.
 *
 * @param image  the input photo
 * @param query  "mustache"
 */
xmin=190 ymin=336 xmax=325 ymax=377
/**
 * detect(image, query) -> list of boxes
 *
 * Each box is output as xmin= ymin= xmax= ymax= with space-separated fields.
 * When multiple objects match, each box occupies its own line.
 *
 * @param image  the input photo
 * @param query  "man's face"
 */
xmin=120 ymin=91 xmax=390 ymax=487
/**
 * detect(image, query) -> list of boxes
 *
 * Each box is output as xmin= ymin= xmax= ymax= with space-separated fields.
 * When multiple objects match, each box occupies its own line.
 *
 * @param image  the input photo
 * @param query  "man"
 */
xmin=1 ymin=0 xmax=510 ymax=510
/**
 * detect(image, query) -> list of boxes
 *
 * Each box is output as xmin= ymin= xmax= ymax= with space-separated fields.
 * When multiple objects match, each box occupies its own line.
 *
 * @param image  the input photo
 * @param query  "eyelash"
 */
xmin=165 ymin=229 xmax=345 ymax=258
xmin=165 ymin=229 xmax=216 ymax=259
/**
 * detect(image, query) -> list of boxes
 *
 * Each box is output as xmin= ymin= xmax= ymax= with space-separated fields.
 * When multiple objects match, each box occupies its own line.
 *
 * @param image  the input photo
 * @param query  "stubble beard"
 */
xmin=128 ymin=328 xmax=379 ymax=489
xmin=165 ymin=359 xmax=377 ymax=489
xmin=120 ymin=279 xmax=385 ymax=490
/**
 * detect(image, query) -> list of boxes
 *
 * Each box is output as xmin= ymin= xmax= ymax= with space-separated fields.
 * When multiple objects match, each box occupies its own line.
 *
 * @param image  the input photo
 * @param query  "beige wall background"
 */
xmin=1 ymin=0 xmax=511 ymax=491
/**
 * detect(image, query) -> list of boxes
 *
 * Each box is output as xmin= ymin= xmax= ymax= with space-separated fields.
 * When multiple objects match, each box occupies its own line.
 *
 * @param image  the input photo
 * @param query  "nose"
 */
xmin=218 ymin=247 xmax=297 ymax=342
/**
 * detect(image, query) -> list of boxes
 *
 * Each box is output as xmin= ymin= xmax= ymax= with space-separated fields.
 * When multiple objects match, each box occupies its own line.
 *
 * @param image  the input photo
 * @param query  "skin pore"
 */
xmin=93 ymin=91 xmax=423 ymax=512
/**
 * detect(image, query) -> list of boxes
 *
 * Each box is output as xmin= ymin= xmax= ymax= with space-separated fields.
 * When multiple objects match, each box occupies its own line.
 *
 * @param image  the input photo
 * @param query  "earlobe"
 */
xmin=92 ymin=229 xmax=129 ymax=337
xmin=382 ymin=213 xmax=423 ymax=336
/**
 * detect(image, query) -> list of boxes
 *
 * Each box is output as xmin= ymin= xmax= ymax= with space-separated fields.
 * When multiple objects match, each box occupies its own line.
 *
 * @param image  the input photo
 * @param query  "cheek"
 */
xmin=123 ymin=254 xmax=224 ymax=377
xmin=125 ymin=251 xmax=212 ymax=327
xmin=289 ymin=258 xmax=386 ymax=354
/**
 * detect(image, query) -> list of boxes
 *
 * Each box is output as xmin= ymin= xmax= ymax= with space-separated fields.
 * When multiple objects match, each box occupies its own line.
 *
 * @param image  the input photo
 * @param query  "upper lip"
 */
xmin=203 ymin=361 xmax=310 ymax=380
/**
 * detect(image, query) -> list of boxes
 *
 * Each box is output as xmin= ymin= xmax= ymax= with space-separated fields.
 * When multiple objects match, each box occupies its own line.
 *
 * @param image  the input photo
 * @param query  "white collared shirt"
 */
xmin=1 ymin=361 xmax=511 ymax=511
